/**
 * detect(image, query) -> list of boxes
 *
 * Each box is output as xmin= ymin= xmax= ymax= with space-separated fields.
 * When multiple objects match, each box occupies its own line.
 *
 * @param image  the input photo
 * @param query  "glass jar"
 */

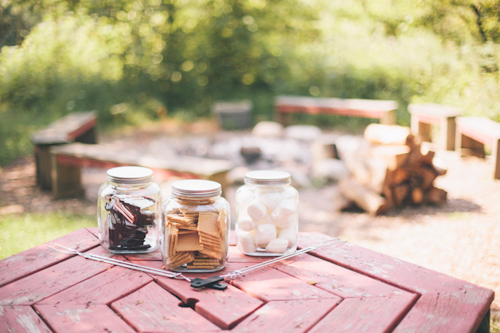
xmin=236 ymin=170 xmax=298 ymax=256
xmin=97 ymin=166 xmax=161 ymax=253
xmin=162 ymin=179 xmax=230 ymax=272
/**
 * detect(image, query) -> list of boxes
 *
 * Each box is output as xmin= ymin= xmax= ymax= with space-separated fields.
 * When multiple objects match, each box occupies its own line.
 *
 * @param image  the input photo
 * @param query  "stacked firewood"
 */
xmin=338 ymin=124 xmax=447 ymax=215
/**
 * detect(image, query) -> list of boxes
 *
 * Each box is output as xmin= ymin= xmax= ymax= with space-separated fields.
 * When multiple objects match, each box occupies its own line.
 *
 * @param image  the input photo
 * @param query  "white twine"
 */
xmin=221 ymin=239 xmax=345 ymax=280
xmin=47 ymin=243 xmax=191 ymax=282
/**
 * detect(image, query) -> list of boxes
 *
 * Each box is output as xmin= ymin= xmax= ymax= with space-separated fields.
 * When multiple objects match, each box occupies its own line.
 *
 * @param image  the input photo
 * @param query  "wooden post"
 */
xmin=411 ymin=115 xmax=431 ymax=143
xmin=380 ymin=109 xmax=396 ymax=125
xmin=440 ymin=116 xmax=457 ymax=151
xmin=34 ymin=145 xmax=54 ymax=190
xmin=493 ymin=138 xmax=500 ymax=180
xmin=51 ymin=154 xmax=85 ymax=199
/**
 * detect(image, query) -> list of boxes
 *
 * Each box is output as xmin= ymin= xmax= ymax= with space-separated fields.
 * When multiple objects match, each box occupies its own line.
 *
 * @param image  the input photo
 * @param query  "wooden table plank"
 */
xmin=232 ymin=298 xmax=339 ymax=333
xmin=36 ymin=304 xmax=135 ymax=333
xmin=37 ymin=266 xmax=153 ymax=305
xmin=0 ymin=306 xmax=52 ymax=333
xmin=308 ymin=294 xmax=417 ymax=333
xmin=297 ymin=232 xmax=494 ymax=332
xmin=394 ymin=290 xmax=494 ymax=333
xmin=276 ymin=253 xmax=415 ymax=298
xmin=111 ymin=281 xmax=222 ymax=332
xmin=231 ymin=266 xmax=341 ymax=302
xmin=129 ymin=260 xmax=264 ymax=330
xmin=0 ymin=228 xmax=98 ymax=288
xmin=0 ymin=247 xmax=115 ymax=306
xmin=297 ymin=232 xmax=477 ymax=293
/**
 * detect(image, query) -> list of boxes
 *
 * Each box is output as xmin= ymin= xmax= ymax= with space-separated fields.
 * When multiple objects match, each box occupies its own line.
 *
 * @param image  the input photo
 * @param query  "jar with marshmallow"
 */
xmin=235 ymin=170 xmax=298 ymax=256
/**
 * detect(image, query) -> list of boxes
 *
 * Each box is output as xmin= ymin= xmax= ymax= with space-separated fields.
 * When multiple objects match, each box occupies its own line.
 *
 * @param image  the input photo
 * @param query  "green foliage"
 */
xmin=1 ymin=0 xmax=500 ymax=166
xmin=0 ymin=212 xmax=95 ymax=260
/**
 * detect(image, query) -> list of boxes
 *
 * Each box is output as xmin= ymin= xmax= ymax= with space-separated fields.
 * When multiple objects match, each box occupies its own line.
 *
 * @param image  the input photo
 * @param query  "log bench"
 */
xmin=31 ymin=111 xmax=98 ymax=190
xmin=456 ymin=116 xmax=500 ymax=180
xmin=50 ymin=143 xmax=234 ymax=199
xmin=408 ymin=103 xmax=462 ymax=151
xmin=275 ymin=95 xmax=398 ymax=125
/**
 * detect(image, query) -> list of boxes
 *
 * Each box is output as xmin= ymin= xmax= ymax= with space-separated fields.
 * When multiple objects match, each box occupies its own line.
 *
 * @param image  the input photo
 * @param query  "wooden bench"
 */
xmin=409 ymin=103 xmax=462 ymax=151
xmin=50 ymin=143 xmax=234 ymax=199
xmin=275 ymin=95 xmax=398 ymax=125
xmin=31 ymin=111 xmax=98 ymax=190
xmin=456 ymin=116 xmax=500 ymax=180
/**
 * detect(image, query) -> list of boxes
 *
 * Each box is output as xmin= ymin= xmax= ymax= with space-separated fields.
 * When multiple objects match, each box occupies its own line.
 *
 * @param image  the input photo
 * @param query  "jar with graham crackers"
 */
xmin=162 ymin=179 xmax=230 ymax=272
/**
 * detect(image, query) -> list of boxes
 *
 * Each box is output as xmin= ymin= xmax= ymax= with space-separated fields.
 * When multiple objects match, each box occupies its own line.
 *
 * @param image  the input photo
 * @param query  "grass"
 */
xmin=0 ymin=212 xmax=95 ymax=259
xmin=493 ymin=314 xmax=500 ymax=333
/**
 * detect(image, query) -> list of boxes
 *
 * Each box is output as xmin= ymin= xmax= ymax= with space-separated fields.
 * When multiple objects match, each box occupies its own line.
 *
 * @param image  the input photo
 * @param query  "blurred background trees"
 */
xmin=1 ymin=0 xmax=500 ymax=165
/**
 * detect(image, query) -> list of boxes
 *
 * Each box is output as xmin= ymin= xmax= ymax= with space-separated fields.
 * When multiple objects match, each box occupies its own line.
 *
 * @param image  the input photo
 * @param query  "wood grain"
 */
xmin=0 ymin=228 xmax=99 ymax=288
xmin=111 ymin=281 xmax=222 ymax=332
xmin=36 ymin=303 xmax=135 ymax=332
xmin=38 ymin=266 xmax=153 ymax=305
xmin=232 ymin=298 xmax=339 ymax=333
xmin=308 ymin=294 xmax=417 ymax=333
xmin=0 ymin=306 xmax=52 ymax=333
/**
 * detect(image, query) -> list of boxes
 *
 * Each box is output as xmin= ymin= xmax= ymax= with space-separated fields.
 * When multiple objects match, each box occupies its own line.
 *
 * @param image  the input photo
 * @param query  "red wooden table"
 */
xmin=0 ymin=228 xmax=493 ymax=332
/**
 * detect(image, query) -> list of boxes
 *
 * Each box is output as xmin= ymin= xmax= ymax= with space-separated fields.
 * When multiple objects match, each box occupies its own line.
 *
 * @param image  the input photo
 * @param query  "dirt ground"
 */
xmin=1 ymin=122 xmax=499 ymax=316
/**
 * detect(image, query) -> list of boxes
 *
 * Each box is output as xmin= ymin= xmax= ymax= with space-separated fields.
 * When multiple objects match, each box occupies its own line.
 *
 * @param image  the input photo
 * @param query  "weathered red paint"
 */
xmin=0 ymin=229 xmax=493 ymax=332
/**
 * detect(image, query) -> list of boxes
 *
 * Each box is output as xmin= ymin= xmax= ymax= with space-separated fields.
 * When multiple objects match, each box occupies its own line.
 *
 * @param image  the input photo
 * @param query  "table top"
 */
xmin=0 ymin=228 xmax=493 ymax=332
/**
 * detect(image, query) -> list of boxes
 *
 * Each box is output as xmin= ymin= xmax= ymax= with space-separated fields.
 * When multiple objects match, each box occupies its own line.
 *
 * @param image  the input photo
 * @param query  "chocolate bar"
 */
xmin=105 ymin=196 xmax=156 ymax=251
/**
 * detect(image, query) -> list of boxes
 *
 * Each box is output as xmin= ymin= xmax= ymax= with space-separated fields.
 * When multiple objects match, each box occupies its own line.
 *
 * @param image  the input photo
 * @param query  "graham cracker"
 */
xmin=168 ymin=251 xmax=195 ymax=269
xmin=176 ymin=232 xmax=203 ymax=252
xmin=197 ymin=211 xmax=219 ymax=237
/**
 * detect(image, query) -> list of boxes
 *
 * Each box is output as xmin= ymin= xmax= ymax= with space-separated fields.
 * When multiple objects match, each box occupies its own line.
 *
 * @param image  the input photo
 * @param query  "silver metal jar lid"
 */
xmin=106 ymin=166 xmax=153 ymax=184
xmin=244 ymin=170 xmax=291 ymax=185
xmin=172 ymin=179 xmax=222 ymax=197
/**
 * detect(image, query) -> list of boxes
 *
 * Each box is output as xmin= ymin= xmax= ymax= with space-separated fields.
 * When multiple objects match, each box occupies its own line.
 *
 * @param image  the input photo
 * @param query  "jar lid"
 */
xmin=172 ymin=179 xmax=221 ymax=197
xmin=107 ymin=166 xmax=153 ymax=184
xmin=244 ymin=170 xmax=291 ymax=185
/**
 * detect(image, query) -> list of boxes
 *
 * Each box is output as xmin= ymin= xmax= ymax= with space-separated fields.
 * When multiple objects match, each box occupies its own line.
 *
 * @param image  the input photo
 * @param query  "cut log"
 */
xmin=364 ymin=124 xmax=415 ymax=147
xmin=405 ymin=166 xmax=437 ymax=190
xmin=339 ymin=178 xmax=387 ymax=215
xmin=420 ymin=146 xmax=435 ymax=165
xmin=331 ymin=186 xmax=356 ymax=212
xmin=345 ymin=155 xmax=388 ymax=193
xmin=406 ymin=143 xmax=423 ymax=166
xmin=390 ymin=168 xmax=408 ymax=185
xmin=425 ymin=187 xmax=447 ymax=205
xmin=392 ymin=184 xmax=409 ymax=206
xmin=369 ymin=145 xmax=410 ymax=170
xmin=411 ymin=188 xmax=424 ymax=204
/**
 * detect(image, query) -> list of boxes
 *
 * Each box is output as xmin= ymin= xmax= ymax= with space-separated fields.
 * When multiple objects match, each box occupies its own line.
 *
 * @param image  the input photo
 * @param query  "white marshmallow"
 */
xmin=278 ymin=227 xmax=297 ymax=247
xmin=247 ymin=200 xmax=267 ymax=221
xmin=265 ymin=238 xmax=289 ymax=253
xmin=257 ymin=215 xmax=274 ymax=226
xmin=238 ymin=217 xmax=256 ymax=232
xmin=259 ymin=193 xmax=283 ymax=212
xmin=253 ymin=224 xmax=277 ymax=247
xmin=237 ymin=230 xmax=256 ymax=253
xmin=271 ymin=199 xmax=296 ymax=225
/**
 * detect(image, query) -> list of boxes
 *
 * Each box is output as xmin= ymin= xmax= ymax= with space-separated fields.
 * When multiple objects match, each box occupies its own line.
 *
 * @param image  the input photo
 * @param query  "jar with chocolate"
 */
xmin=162 ymin=179 xmax=230 ymax=272
xmin=97 ymin=166 xmax=161 ymax=253
xmin=235 ymin=170 xmax=298 ymax=256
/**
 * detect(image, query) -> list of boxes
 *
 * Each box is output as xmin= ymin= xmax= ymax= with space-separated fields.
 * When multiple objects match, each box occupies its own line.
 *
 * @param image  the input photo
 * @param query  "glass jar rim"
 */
xmin=106 ymin=166 xmax=153 ymax=184
xmin=244 ymin=170 xmax=291 ymax=185
xmin=172 ymin=179 xmax=221 ymax=197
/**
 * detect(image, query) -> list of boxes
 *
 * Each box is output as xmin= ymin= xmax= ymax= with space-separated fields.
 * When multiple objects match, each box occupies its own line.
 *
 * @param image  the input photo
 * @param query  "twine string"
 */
xmin=46 ymin=243 xmax=191 ymax=282
xmin=221 ymin=239 xmax=345 ymax=280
